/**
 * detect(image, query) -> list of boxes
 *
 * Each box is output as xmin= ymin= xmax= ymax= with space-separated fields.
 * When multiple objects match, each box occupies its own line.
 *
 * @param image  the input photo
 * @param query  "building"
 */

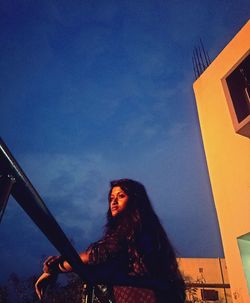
xmin=179 ymin=258 xmax=231 ymax=303
xmin=193 ymin=20 xmax=250 ymax=303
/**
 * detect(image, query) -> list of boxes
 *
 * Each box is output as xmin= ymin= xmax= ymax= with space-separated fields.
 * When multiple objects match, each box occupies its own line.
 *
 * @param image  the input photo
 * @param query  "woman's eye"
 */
xmin=118 ymin=194 xmax=125 ymax=199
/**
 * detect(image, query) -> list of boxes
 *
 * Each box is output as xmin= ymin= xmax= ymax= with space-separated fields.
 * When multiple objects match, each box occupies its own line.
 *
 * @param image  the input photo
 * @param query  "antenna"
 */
xmin=192 ymin=39 xmax=211 ymax=80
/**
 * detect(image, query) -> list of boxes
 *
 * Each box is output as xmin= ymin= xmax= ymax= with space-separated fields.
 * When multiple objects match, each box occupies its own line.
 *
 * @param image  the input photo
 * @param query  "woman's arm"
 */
xmin=36 ymin=233 xmax=126 ymax=299
xmin=43 ymin=251 xmax=90 ymax=273
xmin=35 ymin=251 xmax=90 ymax=300
xmin=59 ymin=251 xmax=90 ymax=272
xmin=43 ymin=229 xmax=126 ymax=275
xmin=35 ymin=272 xmax=57 ymax=300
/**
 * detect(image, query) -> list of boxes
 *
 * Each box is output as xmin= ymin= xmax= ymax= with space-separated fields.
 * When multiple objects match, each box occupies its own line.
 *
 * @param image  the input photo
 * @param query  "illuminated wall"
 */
xmin=179 ymin=258 xmax=231 ymax=303
xmin=193 ymin=20 xmax=250 ymax=303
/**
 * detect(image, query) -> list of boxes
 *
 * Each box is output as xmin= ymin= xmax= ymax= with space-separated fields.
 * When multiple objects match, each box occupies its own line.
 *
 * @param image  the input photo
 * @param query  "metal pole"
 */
xmin=85 ymin=284 xmax=94 ymax=303
xmin=193 ymin=49 xmax=200 ymax=78
xmin=0 ymin=175 xmax=16 ymax=223
xmin=218 ymin=258 xmax=228 ymax=303
xmin=195 ymin=47 xmax=203 ymax=76
xmin=192 ymin=54 xmax=198 ymax=79
xmin=200 ymin=39 xmax=210 ymax=67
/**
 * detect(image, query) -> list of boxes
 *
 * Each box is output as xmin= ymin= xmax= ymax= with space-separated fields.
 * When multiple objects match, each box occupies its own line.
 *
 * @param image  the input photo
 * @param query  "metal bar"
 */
xmin=206 ymin=50 xmax=211 ymax=64
xmin=219 ymin=258 xmax=228 ymax=303
xmin=194 ymin=47 xmax=202 ymax=76
xmin=193 ymin=49 xmax=200 ymax=78
xmin=186 ymin=283 xmax=230 ymax=289
xmin=85 ymin=284 xmax=94 ymax=303
xmin=192 ymin=54 xmax=198 ymax=80
xmin=198 ymin=45 xmax=206 ymax=71
xmin=0 ymin=175 xmax=16 ymax=223
xmin=200 ymin=39 xmax=210 ymax=67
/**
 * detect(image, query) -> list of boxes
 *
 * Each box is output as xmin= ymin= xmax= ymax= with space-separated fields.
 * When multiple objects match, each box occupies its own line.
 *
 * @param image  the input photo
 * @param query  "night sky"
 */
xmin=0 ymin=0 xmax=249 ymax=283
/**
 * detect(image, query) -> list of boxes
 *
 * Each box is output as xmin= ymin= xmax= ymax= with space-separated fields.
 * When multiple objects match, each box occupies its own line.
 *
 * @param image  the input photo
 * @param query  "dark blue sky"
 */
xmin=0 ymin=0 xmax=249 ymax=282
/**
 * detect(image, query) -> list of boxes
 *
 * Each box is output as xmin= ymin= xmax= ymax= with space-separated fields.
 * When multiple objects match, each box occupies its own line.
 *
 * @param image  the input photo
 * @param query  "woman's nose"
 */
xmin=112 ymin=197 xmax=118 ymax=205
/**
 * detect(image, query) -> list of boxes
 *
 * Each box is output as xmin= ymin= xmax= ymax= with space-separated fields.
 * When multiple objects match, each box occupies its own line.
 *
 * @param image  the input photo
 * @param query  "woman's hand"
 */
xmin=80 ymin=251 xmax=90 ymax=263
xmin=43 ymin=256 xmax=61 ymax=273
xmin=35 ymin=272 xmax=57 ymax=300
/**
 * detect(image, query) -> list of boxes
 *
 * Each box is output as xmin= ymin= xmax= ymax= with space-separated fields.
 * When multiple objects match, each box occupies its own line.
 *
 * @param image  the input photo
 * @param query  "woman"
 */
xmin=35 ymin=179 xmax=185 ymax=302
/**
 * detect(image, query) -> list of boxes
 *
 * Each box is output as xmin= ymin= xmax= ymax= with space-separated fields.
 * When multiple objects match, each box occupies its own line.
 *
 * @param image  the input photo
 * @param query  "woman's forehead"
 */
xmin=110 ymin=186 xmax=126 ymax=195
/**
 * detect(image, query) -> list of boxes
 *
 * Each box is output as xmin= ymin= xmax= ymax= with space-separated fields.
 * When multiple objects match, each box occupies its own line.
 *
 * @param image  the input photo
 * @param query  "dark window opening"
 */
xmin=226 ymin=54 xmax=250 ymax=123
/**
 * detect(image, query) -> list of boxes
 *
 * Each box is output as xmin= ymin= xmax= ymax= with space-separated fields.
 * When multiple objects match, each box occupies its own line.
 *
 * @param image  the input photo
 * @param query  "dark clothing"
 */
xmin=83 ymin=229 xmax=185 ymax=303
xmin=87 ymin=231 xmax=149 ymax=277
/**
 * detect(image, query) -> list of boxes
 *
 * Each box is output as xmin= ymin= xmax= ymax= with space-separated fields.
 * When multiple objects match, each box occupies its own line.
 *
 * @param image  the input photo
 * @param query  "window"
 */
xmin=224 ymin=52 xmax=250 ymax=137
xmin=237 ymin=232 xmax=250 ymax=294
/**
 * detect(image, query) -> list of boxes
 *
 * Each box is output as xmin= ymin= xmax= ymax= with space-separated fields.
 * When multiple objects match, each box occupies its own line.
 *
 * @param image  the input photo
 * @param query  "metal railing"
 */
xmin=0 ymin=137 xmax=96 ymax=301
xmin=185 ymin=283 xmax=231 ymax=303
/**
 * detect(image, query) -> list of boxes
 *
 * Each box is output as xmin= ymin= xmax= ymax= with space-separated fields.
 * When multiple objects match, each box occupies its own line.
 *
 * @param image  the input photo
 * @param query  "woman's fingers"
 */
xmin=44 ymin=256 xmax=58 ymax=266
xmin=35 ymin=273 xmax=44 ymax=299
xmin=35 ymin=272 xmax=52 ymax=300
xmin=43 ymin=256 xmax=60 ymax=273
xmin=35 ymin=278 xmax=42 ymax=299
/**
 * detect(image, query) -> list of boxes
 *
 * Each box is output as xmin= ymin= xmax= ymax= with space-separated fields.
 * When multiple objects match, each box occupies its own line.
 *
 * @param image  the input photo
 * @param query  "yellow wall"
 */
xmin=179 ymin=258 xmax=231 ymax=303
xmin=179 ymin=258 xmax=229 ymax=284
xmin=193 ymin=20 xmax=250 ymax=303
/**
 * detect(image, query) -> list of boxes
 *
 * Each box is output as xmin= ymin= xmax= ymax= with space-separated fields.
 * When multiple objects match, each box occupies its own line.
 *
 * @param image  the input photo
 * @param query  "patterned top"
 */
xmin=82 ymin=228 xmax=185 ymax=303
xmin=84 ymin=230 xmax=160 ymax=303
xmin=86 ymin=230 xmax=154 ymax=277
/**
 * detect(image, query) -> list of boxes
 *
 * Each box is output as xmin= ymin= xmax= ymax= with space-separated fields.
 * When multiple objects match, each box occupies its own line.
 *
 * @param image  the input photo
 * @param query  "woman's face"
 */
xmin=109 ymin=186 xmax=129 ymax=217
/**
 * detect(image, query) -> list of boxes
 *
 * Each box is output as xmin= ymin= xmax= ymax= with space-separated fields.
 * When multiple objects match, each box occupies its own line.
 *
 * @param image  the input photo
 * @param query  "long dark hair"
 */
xmin=105 ymin=179 xmax=184 ymax=281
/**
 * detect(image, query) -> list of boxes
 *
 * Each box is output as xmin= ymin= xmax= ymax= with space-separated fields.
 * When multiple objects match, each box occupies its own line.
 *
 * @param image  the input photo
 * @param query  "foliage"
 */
xmin=0 ymin=285 xmax=9 ymax=303
xmin=1 ymin=272 xmax=84 ymax=303
xmin=184 ymin=275 xmax=204 ymax=303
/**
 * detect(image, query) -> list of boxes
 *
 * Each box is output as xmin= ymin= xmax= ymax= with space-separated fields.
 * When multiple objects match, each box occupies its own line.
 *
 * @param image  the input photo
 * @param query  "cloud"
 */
xmin=20 ymin=151 xmax=109 ymax=207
